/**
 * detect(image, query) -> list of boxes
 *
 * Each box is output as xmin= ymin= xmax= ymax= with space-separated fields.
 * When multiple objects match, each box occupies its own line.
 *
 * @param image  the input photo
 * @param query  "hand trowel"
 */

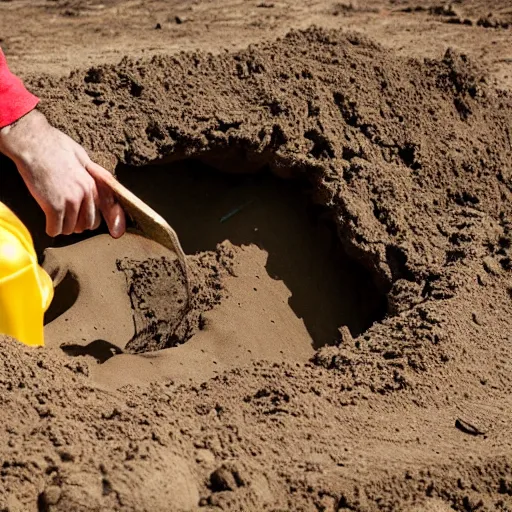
xmin=94 ymin=170 xmax=192 ymax=312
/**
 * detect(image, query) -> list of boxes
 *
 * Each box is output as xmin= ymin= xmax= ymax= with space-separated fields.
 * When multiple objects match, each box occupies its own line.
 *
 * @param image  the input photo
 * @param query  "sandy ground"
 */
xmin=0 ymin=1 xmax=511 ymax=511
xmin=0 ymin=0 xmax=511 ymax=88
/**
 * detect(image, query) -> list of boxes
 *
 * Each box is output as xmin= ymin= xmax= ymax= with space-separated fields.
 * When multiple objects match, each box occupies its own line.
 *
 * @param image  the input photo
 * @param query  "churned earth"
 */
xmin=0 ymin=1 xmax=511 ymax=511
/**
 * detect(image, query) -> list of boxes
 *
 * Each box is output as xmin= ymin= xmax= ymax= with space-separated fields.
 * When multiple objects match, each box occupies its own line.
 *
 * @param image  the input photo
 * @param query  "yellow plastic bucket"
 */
xmin=0 ymin=202 xmax=53 ymax=346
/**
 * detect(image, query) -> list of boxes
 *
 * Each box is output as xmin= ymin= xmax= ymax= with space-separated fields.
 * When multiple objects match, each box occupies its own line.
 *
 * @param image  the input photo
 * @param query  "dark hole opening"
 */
xmin=116 ymin=159 xmax=386 ymax=348
xmin=0 ymin=154 xmax=386 ymax=350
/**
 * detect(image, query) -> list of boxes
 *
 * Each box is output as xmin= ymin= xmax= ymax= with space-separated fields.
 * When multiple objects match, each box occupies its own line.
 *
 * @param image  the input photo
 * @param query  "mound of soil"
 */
xmin=0 ymin=28 xmax=511 ymax=511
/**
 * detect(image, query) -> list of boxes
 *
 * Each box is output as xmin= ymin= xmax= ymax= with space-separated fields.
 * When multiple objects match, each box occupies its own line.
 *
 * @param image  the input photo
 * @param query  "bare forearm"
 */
xmin=0 ymin=51 xmax=125 ymax=239
xmin=0 ymin=109 xmax=49 ymax=162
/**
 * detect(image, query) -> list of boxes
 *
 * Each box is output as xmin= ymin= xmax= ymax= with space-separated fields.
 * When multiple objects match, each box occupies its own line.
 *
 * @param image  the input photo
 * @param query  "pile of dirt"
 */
xmin=31 ymin=29 xmax=512 ymax=289
xmin=0 ymin=27 xmax=511 ymax=511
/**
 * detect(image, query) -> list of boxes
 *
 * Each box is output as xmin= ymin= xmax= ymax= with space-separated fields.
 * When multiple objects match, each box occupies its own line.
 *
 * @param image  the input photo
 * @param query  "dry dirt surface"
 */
xmin=0 ymin=1 xmax=512 ymax=512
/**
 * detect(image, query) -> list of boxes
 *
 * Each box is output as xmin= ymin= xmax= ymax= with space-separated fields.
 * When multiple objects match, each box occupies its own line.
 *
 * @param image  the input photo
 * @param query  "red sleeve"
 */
xmin=0 ymin=49 xmax=39 ymax=128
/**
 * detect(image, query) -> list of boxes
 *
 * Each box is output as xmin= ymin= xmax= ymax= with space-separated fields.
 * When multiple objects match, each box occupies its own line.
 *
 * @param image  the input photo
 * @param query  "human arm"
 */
xmin=0 ymin=50 xmax=125 ymax=238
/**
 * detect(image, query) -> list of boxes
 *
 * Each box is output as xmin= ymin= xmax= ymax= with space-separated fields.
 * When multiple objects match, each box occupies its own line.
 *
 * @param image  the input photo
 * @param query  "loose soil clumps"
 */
xmin=0 ymin=28 xmax=511 ymax=511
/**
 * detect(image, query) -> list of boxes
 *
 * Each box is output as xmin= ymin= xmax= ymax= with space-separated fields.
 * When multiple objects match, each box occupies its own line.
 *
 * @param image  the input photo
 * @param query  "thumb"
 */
xmin=85 ymin=161 xmax=126 ymax=239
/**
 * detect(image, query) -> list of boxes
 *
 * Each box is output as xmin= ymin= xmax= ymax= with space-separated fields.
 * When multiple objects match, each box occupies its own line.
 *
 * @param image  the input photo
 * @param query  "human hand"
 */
xmin=0 ymin=109 xmax=125 ymax=238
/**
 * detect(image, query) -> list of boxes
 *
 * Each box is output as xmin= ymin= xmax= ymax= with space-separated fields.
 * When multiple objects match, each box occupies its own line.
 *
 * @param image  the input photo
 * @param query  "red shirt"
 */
xmin=0 ymin=49 xmax=39 ymax=128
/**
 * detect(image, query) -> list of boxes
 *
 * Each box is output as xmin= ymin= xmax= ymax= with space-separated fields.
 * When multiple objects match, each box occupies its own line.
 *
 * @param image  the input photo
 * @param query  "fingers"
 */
xmin=44 ymin=205 xmax=64 ymax=238
xmin=38 ymin=157 xmax=126 ymax=238
xmin=43 ymin=177 xmax=99 ymax=237
xmin=92 ymin=207 xmax=102 ymax=231
xmin=13 ymin=122 xmax=126 ymax=238
xmin=75 ymin=183 xmax=100 ymax=233
xmin=103 ymin=202 xmax=126 ymax=239
xmin=86 ymin=160 xmax=126 ymax=239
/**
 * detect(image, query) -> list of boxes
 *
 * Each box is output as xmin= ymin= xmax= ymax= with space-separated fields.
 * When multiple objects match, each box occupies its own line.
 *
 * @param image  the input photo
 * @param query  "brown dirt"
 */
xmin=1 ymin=1 xmax=512 ymax=511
